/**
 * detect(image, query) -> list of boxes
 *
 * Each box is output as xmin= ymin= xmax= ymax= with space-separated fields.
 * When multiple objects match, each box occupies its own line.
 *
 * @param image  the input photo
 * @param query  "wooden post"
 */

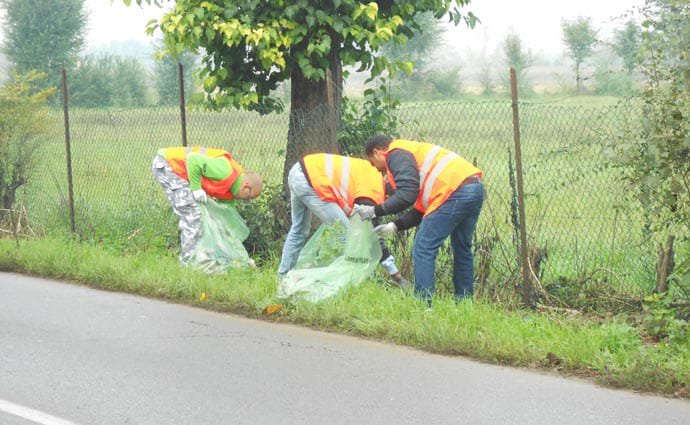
xmin=178 ymin=62 xmax=188 ymax=147
xmin=510 ymin=67 xmax=535 ymax=308
xmin=61 ymin=68 xmax=76 ymax=234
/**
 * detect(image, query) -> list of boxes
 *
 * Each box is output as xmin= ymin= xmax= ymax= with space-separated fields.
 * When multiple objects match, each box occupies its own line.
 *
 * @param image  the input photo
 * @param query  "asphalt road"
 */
xmin=1 ymin=272 xmax=689 ymax=425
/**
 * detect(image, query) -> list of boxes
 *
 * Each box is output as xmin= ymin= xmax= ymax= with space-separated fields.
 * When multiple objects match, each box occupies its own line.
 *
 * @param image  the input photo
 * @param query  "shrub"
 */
xmin=337 ymin=78 xmax=400 ymax=155
xmin=235 ymin=183 xmax=290 ymax=262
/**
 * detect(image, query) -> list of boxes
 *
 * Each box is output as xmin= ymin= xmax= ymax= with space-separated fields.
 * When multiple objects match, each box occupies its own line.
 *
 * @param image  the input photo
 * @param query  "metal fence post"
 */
xmin=61 ymin=68 xmax=76 ymax=233
xmin=178 ymin=62 xmax=188 ymax=147
xmin=510 ymin=67 xmax=536 ymax=308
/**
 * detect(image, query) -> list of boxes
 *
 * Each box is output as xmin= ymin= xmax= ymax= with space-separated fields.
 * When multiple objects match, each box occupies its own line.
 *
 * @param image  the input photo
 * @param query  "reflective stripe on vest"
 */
xmin=421 ymin=151 xmax=460 ymax=210
xmin=319 ymin=153 xmax=352 ymax=215
xmin=187 ymin=146 xmax=207 ymax=155
xmin=323 ymin=154 xmax=352 ymax=214
xmin=419 ymin=145 xmax=442 ymax=187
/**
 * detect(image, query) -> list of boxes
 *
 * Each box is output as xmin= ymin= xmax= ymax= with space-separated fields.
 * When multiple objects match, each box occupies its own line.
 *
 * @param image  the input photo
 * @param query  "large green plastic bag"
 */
xmin=187 ymin=199 xmax=251 ymax=274
xmin=277 ymin=215 xmax=382 ymax=302
xmin=294 ymin=221 xmax=348 ymax=269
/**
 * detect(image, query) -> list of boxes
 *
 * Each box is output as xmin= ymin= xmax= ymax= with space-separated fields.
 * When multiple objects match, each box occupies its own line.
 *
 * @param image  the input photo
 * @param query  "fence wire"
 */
xmin=18 ymin=97 xmax=654 ymax=307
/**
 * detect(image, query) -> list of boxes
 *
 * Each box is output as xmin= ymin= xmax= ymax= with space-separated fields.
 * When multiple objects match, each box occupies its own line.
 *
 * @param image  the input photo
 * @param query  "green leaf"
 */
xmin=365 ymin=2 xmax=379 ymax=20
xmin=203 ymin=75 xmax=217 ymax=92
xmin=399 ymin=60 xmax=414 ymax=75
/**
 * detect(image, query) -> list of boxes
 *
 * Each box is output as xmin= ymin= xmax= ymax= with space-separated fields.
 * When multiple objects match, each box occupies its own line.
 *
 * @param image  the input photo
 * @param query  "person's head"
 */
xmin=364 ymin=135 xmax=393 ymax=171
xmin=236 ymin=172 xmax=263 ymax=200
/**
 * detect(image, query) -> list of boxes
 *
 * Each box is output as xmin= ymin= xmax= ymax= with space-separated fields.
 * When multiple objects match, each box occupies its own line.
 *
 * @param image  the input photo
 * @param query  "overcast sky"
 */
xmin=445 ymin=0 xmax=643 ymax=57
xmin=1 ymin=0 xmax=644 ymax=56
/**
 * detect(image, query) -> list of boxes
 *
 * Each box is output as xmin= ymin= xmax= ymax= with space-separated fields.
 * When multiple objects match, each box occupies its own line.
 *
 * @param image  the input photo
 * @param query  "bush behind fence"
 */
xmin=19 ymin=98 xmax=653 ymax=308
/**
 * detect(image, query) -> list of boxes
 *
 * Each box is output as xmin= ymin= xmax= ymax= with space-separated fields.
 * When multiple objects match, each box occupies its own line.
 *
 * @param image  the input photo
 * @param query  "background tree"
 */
xmin=0 ymin=0 xmax=86 ymax=90
xmin=69 ymin=54 xmax=116 ymax=107
xmin=561 ymin=16 xmax=598 ymax=93
xmin=501 ymin=31 xmax=532 ymax=95
xmin=69 ymin=54 xmax=149 ymax=107
xmin=382 ymin=12 xmax=445 ymax=75
xmin=477 ymin=60 xmax=494 ymax=96
xmin=125 ymin=0 xmax=477 ymax=184
xmin=612 ymin=20 xmax=641 ymax=75
xmin=0 ymin=71 xmax=53 ymax=220
xmin=381 ymin=11 xmax=448 ymax=99
xmin=153 ymin=41 xmax=197 ymax=106
xmin=112 ymin=56 xmax=149 ymax=107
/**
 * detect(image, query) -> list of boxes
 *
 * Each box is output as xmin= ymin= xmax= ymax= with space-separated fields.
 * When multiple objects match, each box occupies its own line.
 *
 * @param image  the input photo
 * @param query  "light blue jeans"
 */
xmin=413 ymin=181 xmax=484 ymax=302
xmin=278 ymin=163 xmax=349 ymax=275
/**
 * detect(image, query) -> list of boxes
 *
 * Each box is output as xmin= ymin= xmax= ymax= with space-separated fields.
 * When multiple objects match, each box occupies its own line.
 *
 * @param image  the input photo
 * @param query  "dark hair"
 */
xmin=364 ymin=135 xmax=393 ymax=156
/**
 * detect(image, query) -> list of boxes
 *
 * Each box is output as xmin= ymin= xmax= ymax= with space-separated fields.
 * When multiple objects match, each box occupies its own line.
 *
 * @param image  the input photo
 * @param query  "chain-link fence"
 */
xmin=15 ymin=90 xmax=653 ymax=308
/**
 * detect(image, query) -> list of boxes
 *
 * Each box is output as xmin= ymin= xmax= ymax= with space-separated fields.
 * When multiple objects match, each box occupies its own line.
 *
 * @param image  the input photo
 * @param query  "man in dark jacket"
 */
xmin=354 ymin=136 xmax=484 ymax=302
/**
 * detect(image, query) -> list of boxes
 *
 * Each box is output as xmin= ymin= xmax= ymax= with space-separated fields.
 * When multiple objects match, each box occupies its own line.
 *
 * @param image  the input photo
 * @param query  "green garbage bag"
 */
xmin=277 ymin=215 xmax=382 ymax=302
xmin=187 ymin=199 xmax=252 ymax=274
xmin=294 ymin=220 xmax=348 ymax=269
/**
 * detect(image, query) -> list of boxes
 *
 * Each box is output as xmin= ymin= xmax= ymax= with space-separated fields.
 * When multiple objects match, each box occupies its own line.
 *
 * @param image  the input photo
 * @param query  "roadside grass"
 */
xmin=1 ymin=236 xmax=687 ymax=398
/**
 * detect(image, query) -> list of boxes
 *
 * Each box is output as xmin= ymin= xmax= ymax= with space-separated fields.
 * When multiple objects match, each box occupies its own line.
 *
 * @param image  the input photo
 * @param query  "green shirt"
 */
xmin=178 ymin=151 xmax=242 ymax=205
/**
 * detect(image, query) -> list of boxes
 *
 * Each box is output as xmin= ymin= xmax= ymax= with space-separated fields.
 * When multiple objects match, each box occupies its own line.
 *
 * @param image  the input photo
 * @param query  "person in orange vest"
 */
xmin=278 ymin=153 xmax=410 ymax=289
xmin=354 ymin=136 xmax=484 ymax=302
xmin=152 ymin=146 xmax=263 ymax=263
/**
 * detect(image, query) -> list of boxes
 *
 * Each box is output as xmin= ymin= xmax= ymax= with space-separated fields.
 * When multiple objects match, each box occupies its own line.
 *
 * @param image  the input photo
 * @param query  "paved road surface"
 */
xmin=1 ymin=272 xmax=689 ymax=425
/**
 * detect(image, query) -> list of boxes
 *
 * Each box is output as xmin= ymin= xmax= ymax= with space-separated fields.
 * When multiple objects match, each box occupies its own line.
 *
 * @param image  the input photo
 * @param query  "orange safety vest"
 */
xmin=384 ymin=139 xmax=482 ymax=216
xmin=162 ymin=147 xmax=244 ymax=201
xmin=302 ymin=153 xmax=385 ymax=215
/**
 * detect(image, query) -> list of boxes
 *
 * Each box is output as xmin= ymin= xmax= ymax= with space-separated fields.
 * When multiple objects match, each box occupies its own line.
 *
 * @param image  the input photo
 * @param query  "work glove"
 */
xmin=353 ymin=203 xmax=376 ymax=221
xmin=192 ymin=189 xmax=208 ymax=204
xmin=374 ymin=222 xmax=398 ymax=237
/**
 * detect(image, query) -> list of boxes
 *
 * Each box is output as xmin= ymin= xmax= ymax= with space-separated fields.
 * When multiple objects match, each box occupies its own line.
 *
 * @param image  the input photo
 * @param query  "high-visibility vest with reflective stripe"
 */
xmin=303 ymin=154 xmax=384 ymax=215
xmin=384 ymin=139 xmax=482 ymax=216
xmin=162 ymin=146 xmax=244 ymax=201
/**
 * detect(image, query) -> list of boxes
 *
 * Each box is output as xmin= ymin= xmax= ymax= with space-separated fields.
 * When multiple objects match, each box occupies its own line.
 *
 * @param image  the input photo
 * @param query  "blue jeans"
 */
xmin=278 ymin=163 xmax=349 ymax=275
xmin=413 ymin=181 xmax=484 ymax=301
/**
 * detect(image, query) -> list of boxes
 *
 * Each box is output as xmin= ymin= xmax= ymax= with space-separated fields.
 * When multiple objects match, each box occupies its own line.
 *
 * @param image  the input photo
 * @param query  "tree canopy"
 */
xmin=129 ymin=0 xmax=476 ymax=114
xmin=502 ymin=31 xmax=532 ymax=95
xmin=0 ymin=0 xmax=86 ymax=87
xmin=612 ymin=20 xmax=641 ymax=75
xmin=561 ymin=16 xmax=598 ymax=93
xmin=631 ymin=0 xmax=689 ymax=233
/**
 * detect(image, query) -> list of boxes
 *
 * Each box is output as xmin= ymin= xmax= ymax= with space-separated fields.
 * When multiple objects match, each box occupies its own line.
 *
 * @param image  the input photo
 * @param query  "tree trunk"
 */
xmin=282 ymin=44 xmax=342 ymax=187
xmin=655 ymin=235 xmax=675 ymax=294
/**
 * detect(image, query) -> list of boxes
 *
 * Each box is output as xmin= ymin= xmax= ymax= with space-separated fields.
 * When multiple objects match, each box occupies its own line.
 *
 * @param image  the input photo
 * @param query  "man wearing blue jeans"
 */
xmin=278 ymin=154 xmax=409 ymax=288
xmin=354 ymin=136 xmax=484 ymax=302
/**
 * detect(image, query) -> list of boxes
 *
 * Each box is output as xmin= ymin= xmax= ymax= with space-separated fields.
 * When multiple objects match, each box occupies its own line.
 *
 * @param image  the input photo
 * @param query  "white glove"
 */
xmin=374 ymin=222 xmax=398 ymax=237
xmin=353 ymin=203 xmax=376 ymax=221
xmin=192 ymin=189 xmax=208 ymax=204
xmin=247 ymin=258 xmax=256 ymax=268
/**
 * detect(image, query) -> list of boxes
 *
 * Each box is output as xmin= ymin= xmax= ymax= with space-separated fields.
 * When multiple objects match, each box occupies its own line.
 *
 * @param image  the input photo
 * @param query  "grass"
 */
xmin=1 ymin=236 xmax=688 ymax=398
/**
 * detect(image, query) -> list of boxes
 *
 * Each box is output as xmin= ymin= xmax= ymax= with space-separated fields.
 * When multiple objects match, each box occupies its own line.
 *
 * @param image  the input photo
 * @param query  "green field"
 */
xmin=20 ymin=96 xmax=655 ymax=306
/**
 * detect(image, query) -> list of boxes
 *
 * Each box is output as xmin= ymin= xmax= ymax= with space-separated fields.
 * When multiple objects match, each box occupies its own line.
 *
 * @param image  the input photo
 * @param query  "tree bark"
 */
xmin=282 ymin=44 xmax=342 ymax=187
